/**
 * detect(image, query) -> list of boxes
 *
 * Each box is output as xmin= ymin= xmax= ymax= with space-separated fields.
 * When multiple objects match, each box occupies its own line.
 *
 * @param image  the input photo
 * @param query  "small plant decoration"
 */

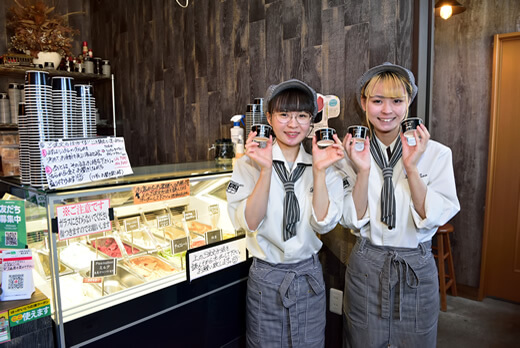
xmin=6 ymin=0 xmax=80 ymax=58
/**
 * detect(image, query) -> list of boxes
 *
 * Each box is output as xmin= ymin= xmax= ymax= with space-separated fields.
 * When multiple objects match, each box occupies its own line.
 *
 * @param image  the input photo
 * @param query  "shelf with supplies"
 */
xmin=0 ymin=161 xmax=249 ymax=347
xmin=0 ymin=65 xmax=110 ymax=82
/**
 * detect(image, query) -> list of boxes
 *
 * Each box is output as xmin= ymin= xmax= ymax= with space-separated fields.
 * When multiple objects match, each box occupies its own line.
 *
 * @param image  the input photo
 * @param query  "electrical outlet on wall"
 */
xmin=329 ymin=288 xmax=343 ymax=315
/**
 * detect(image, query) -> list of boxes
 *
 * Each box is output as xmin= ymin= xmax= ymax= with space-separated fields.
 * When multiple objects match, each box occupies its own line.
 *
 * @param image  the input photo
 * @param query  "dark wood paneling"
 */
xmin=265 ymin=1 xmax=283 ymax=86
xmin=344 ymin=0 xmax=369 ymax=26
xmin=369 ymin=0 xmax=397 ymax=66
xmin=322 ymin=6 xmax=345 ymax=113
xmin=303 ymin=0 xmax=322 ymax=47
xmin=248 ymin=20 xmax=266 ymax=100
xmin=344 ymin=23 xmax=369 ymax=125
xmin=432 ymin=0 xmax=520 ymax=287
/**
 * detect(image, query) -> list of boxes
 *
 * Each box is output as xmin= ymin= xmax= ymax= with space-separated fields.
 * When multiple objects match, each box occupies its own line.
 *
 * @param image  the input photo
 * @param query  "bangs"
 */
xmin=363 ymin=72 xmax=411 ymax=100
xmin=268 ymin=89 xmax=314 ymax=115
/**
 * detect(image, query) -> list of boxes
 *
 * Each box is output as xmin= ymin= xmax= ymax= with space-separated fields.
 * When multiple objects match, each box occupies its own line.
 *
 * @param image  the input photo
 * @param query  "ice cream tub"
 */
xmin=34 ymin=250 xmax=72 ymax=279
xmin=90 ymin=237 xmax=142 ymax=258
xmin=120 ymin=228 xmax=163 ymax=251
xmin=123 ymin=255 xmax=179 ymax=282
xmin=82 ymin=265 xmax=145 ymax=294
xmin=58 ymin=242 xmax=107 ymax=271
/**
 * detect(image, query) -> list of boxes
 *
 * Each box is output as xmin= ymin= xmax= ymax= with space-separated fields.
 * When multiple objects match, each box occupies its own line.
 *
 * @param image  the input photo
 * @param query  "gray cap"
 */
xmin=264 ymin=79 xmax=318 ymax=117
xmin=356 ymin=62 xmax=418 ymax=107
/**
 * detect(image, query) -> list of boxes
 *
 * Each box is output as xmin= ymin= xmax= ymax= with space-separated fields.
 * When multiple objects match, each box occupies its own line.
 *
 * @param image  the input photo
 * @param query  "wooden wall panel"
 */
xmin=432 ymin=0 xmax=520 ymax=287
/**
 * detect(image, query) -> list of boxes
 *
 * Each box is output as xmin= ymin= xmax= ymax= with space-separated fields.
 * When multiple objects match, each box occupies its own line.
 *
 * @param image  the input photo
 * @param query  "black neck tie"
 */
xmin=370 ymin=137 xmax=402 ymax=229
xmin=272 ymin=160 xmax=308 ymax=241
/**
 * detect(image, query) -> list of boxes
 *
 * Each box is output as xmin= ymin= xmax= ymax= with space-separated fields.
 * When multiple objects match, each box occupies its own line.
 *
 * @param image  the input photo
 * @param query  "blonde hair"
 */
xmin=361 ymin=72 xmax=413 ymax=136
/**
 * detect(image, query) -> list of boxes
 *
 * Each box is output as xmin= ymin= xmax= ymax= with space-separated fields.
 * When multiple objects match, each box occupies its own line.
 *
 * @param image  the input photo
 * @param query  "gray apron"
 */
xmin=246 ymin=254 xmax=326 ymax=348
xmin=343 ymin=237 xmax=439 ymax=348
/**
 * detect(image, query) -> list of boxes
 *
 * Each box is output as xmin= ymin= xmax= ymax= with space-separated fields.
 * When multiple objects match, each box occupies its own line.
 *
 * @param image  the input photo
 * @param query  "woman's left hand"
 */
xmin=312 ymin=134 xmax=345 ymax=171
xmin=401 ymin=123 xmax=430 ymax=170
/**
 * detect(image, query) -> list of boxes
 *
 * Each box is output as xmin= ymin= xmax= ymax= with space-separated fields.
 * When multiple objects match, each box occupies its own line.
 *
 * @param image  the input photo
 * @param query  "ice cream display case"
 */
xmin=0 ymin=161 xmax=250 ymax=347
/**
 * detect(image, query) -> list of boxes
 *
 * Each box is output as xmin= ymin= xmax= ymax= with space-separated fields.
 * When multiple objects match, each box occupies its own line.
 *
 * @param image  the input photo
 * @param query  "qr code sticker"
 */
xmin=8 ymin=274 xmax=24 ymax=290
xmin=5 ymin=231 xmax=18 ymax=246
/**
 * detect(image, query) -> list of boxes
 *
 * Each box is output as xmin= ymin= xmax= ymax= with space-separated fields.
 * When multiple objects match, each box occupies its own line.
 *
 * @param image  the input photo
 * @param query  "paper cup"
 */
xmin=347 ymin=125 xmax=368 ymax=151
xmin=251 ymin=124 xmax=272 ymax=143
xmin=315 ymin=127 xmax=336 ymax=148
xmin=401 ymin=117 xmax=423 ymax=146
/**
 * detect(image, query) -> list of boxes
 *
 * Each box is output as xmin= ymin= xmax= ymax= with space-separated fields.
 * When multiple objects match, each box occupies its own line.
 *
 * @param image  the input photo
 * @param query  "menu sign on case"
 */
xmin=187 ymin=237 xmax=246 ymax=281
xmin=56 ymin=199 xmax=112 ymax=240
xmin=40 ymin=137 xmax=133 ymax=189
xmin=56 ymin=199 xmax=111 ymax=240
xmin=91 ymin=259 xmax=117 ymax=278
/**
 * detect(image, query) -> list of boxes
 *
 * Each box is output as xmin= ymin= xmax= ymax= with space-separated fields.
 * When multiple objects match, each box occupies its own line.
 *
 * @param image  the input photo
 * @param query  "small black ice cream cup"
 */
xmin=315 ymin=127 xmax=336 ymax=148
xmin=400 ymin=117 xmax=423 ymax=146
xmin=251 ymin=124 xmax=272 ymax=143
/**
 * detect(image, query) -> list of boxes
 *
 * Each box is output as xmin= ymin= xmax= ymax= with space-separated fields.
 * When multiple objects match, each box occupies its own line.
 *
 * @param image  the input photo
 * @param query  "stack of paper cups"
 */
xmin=8 ymin=83 xmax=22 ymax=124
xmin=0 ymin=93 xmax=10 ymax=124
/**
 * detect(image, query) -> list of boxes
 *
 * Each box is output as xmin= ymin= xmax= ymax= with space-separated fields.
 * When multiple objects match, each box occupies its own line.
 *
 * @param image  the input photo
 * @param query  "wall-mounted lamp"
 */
xmin=434 ymin=0 xmax=466 ymax=20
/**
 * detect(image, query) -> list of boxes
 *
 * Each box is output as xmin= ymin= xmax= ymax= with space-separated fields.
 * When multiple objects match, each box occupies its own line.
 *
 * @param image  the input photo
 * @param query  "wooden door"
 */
xmin=480 ymin=32 xmax=520 ymax=302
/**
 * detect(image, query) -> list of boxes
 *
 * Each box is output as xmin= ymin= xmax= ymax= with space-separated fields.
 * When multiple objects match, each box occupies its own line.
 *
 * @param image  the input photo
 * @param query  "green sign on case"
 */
xmin=0 ymin=200 xmax=27 ymax=249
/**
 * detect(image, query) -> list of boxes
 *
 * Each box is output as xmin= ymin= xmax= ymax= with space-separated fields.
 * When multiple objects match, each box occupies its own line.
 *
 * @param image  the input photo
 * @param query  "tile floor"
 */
xmin=437 ymin=295 xmax=520 ymax=348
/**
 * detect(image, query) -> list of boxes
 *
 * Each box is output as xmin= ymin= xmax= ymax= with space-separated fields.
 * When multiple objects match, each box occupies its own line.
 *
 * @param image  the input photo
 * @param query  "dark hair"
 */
xmin=267 ymin=88 xmax=314 ymax=118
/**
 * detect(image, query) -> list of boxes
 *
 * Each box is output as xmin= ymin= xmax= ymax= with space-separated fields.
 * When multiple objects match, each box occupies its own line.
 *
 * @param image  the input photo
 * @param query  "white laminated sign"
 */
xmin=0 ymin=249 xmax=35 ymax=301
xmin=40 ymin=137 xmax=133 ymax=189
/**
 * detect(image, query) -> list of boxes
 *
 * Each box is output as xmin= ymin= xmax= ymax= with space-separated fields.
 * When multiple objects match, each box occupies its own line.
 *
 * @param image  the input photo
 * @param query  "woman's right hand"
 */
xmin=343 ymin=133 xmax=371 ymax=173
xmin=245 ymin=130 xmax=273 ymax=170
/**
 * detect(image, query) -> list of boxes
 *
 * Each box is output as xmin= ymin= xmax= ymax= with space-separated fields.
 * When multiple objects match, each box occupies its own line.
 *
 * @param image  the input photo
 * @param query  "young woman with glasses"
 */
xmin=226 ymin=79 xmax=345 ymax=347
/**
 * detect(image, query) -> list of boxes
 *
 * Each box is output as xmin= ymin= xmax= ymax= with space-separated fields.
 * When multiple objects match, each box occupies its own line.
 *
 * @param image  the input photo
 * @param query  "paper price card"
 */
xmin=171 ymin=237 xmax=189 ymax=254
xmin=187 ymin=237 xmax=246 ymax=281
xmin=183 ymin=210 xmax=197 ymax=221
xmin=208 ymin=204 xmax=219 ymax=215
xmin=40 ymin=137 xmax=133 ymax=189
xmin=91 ymin=259 xmax=117 ymax=278
xmin=205 ymin=229 xmax=222 ymax=245
xmin=133 ymin=179 xmax=190 ymax=204
xmin=156 ymin=214 xmax=171 ymax=228
xmin=123 ymin=216 xmax=140 ymax=232
xmin=57 ymin=199 xmax=111 ymax=240
xmin=0 ymin=200 xmax=26 ymax=249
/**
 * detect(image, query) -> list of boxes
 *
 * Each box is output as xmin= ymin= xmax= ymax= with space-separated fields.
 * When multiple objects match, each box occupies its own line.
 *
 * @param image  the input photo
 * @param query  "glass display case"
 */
xmin=0 ymin=161 xmax=249 ymax=347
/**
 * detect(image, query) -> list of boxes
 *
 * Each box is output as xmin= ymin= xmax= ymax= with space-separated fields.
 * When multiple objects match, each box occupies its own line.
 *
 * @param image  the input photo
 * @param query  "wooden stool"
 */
xmin=432 ymin=223 xmax=457 ymax=311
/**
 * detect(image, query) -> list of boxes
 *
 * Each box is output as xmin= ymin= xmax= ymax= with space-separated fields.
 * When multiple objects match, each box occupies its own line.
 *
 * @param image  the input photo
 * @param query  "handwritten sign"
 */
xmin=133 ymin=179 xmax=190 ymax=204
xmin=40 ymin=137 xmax=133 ymax=189
xmin=56 ymin=199 xmax=111 ymax=240
xmin=205 ymin=229 xmax=222 ymax=245
xmin=0 ymin=200 xmax=26 ymax=249
xmin=156 ymin=214 xmax=171 ymax=228
xmin=183 ymin=210 xmax=197 ymax=221
xmin=187 ymin=237 xmax=246 ymax=281
xmin=171 ymin=237 xmax=189 ymax=254
xmin=91 ymin=259 xmax=117 ymax=278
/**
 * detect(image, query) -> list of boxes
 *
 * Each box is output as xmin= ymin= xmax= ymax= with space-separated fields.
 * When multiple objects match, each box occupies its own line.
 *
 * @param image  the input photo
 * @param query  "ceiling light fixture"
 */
xmin=434 ymin=0 xmax=466 ymax=20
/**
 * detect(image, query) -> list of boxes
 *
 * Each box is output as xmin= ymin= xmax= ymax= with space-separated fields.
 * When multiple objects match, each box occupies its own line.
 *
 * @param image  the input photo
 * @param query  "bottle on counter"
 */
xmin=82 ymin=41 xmax=89 ymax=57
xmin=101 ymin=60 xmax=111 ymax=76
xmin=230 ymin=114 xmax=245 ymax=158
xmin=84 ymin=57 xmax=94 ymax=74
xmin=93 ymin=57 xmax=102 ymax=74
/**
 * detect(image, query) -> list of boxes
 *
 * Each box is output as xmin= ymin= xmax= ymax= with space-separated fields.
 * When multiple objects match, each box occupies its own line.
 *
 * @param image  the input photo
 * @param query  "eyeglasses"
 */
xmin=273 ymin=111 xmax=312 ymax=125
